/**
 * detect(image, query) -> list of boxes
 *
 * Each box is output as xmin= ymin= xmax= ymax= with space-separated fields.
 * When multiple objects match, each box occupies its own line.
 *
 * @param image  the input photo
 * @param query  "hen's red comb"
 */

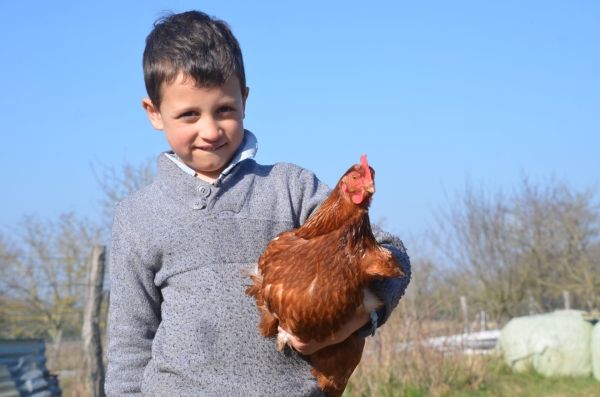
xmin=360 ymin=155 xmax=373 ymax=183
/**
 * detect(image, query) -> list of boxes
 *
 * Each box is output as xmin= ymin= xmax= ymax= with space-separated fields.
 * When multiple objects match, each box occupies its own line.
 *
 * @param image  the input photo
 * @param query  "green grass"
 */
xmin=343 ymin=366 xmax=600 ymax=397
xmin=454 ymin=368 xmax=600 ymax=397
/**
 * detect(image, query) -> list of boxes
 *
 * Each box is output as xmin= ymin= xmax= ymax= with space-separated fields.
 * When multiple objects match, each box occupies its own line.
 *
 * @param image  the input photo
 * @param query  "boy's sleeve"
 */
xmin=293 ymin=168 xmax=333 ymax=227
xmin=105 ymin=204 xmax=162 ymax=397
xmin=369 ymin=225 xmax=411 ymax=328
xmin=293 ymin=168 xmax=411 ymax=329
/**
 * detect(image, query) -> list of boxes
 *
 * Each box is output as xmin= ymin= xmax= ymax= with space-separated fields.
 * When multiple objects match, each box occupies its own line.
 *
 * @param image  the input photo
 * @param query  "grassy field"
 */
xmin=342 ymin=307 xmax=600 ymax=397
xmin=454 ymin=370 xmax=600 ymax=397
xmin=344 ymin=364 xmax=600 ymax=397
xmin=47 ymin=333 xmax=600 ymax=397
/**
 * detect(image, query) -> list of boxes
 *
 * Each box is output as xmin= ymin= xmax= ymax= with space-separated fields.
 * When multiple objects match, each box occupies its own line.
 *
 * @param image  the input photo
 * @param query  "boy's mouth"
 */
xmin=196 ymin=143 xmax=226 ymax=151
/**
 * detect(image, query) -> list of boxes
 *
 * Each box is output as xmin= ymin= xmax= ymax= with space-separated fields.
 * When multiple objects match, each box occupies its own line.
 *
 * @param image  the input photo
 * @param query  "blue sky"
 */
xmin=0 ymin=0 xmax=598 ymax=239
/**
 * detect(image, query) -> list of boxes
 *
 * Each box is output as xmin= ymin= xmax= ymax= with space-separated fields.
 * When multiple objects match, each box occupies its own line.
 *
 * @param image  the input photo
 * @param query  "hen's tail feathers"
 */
xmin=245 ymin=267 xmax=280 ymax=337
xmin=244 ymin=267 xmax=264 ymax=303
xmin=364 ymin=247 xmax=407 ymax=279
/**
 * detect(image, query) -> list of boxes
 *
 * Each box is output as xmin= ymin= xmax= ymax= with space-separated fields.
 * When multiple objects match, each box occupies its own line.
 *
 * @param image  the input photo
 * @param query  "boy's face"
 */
xmin=143 ymin=74 xmax=249 ymax=182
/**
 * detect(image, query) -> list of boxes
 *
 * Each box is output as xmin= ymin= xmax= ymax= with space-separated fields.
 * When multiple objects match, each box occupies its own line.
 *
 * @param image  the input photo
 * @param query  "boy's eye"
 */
xmin=180 ymin=111 xmax=199 ymax=118
xmin=217 ymin=106 xmax=234 ymax=113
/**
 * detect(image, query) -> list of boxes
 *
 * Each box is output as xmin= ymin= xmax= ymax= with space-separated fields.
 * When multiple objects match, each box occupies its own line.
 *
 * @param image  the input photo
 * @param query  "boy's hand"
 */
xmin=278 ymin=311 xmax=370 ymax=355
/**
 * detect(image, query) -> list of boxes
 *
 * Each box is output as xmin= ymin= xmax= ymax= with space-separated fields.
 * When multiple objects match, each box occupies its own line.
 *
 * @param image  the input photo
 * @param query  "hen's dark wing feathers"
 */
xmin=362 ymin=246 xmax=406 ymax=278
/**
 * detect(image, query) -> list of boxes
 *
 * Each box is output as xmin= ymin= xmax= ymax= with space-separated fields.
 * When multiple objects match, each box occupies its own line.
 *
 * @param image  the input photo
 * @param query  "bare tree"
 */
xmin=399 ymin=235 xmax=450 ymax=322
xmin=0 ymin=159 xmax=154 ymax=340
xmin=0 ymin=213 xmax=102 ymax=341
xmin=433 ymin=182 xmax=529 ymax=320
xmin=512 ymin=178 xmax=600 ymax=311
xmin=93 ymin=158 xmax=155 ymax=228
xmin=433 ymin=177 xmax=600 ymax=321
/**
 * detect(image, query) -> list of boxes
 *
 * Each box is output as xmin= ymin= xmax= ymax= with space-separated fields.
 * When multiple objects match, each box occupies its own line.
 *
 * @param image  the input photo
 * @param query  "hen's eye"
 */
xmin=352 ymin=175 xmax=357 ymax=180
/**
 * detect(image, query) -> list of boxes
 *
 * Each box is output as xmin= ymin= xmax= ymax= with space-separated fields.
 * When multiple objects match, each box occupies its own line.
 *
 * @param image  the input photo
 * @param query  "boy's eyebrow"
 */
xmin=170 ymin=97 xmax=241 ymax=115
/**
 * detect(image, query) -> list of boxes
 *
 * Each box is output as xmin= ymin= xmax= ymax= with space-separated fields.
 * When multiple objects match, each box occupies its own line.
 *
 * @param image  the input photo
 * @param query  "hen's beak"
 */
xmin=365 ymin=184 xmax=375 ymax=194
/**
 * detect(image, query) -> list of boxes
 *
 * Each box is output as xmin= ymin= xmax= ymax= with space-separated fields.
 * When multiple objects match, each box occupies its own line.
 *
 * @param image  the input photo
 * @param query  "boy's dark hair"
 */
xmin=143 ymin=11 xmax=246 ymax=109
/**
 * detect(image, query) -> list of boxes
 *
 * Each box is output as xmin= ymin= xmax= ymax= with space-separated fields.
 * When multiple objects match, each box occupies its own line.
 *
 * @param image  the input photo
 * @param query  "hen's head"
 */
xmin=340 ymin=155 xmax=375 ymax=207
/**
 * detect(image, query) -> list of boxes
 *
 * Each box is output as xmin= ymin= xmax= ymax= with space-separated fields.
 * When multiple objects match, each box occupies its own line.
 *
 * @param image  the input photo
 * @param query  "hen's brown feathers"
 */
xmin=260 ymin=228 xmax=368 ymax=342
xmin=246 ymin=156 xmax=405 ymax=397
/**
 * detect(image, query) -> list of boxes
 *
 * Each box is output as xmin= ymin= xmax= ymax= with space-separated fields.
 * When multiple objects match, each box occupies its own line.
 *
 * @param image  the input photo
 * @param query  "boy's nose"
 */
xmin=197 ymin=117 xmax=222 ymax=141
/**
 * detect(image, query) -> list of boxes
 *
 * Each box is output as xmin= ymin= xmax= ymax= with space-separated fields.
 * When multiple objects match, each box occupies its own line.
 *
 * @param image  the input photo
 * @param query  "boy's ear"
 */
xmin=242 ymin=87 xmax=249 ymax=118
xmin=142 ymin=98 xmax=164 ymax=130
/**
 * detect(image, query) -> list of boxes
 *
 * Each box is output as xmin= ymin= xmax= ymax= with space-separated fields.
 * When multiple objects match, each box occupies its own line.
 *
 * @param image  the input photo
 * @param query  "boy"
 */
xmin=105 ymin=10 xmax=410 ymax=397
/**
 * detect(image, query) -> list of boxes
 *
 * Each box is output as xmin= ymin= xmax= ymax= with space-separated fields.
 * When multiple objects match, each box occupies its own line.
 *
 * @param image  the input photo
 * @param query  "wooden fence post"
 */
xmin=479 ymin=310 xmax=486 ymax=332
xmin=563 ymin=290 xmax=571 ymax=310
xmin=83 ymin=245 xmax=106 ymax=397
xmin=460 ymin=296 xmax=469 ymax=334
xmin=103 ymin=289 xmax=110 ymax=346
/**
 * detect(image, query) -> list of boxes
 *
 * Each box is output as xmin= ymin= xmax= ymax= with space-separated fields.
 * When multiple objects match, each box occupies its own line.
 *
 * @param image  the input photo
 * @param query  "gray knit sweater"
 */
xmin=105 ymin=153 xmax=411 ymax=397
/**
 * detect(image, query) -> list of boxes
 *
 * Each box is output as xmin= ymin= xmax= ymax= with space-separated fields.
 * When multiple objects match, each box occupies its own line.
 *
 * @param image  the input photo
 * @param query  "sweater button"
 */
xmin=191 ymin=199 xmax=206 ymax=210
xmin=198 ymin=185 xmax=211 ymax=197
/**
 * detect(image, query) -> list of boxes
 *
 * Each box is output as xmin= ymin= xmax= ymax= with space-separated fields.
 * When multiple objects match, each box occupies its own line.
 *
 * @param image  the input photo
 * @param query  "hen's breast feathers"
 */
xmin=257 ymin=223 xmax=394 ymax=342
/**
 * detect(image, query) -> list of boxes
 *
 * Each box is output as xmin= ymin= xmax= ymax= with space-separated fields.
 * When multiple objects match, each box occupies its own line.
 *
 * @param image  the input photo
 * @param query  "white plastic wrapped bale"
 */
xmin=593 ymin=323 xmax=600 ymax=381
xmin=497 ymin=310 xmax=593 ymax=377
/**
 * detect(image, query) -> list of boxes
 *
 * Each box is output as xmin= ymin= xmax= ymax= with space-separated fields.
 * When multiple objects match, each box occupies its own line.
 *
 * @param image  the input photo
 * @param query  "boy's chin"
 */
xmin=190 ymin=158 xmax=236 ymax=180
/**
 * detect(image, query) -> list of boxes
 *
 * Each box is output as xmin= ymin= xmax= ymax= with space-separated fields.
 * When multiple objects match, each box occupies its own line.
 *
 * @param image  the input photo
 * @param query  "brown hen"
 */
xmin=246 ymin=155 xmax=406 ymax=397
